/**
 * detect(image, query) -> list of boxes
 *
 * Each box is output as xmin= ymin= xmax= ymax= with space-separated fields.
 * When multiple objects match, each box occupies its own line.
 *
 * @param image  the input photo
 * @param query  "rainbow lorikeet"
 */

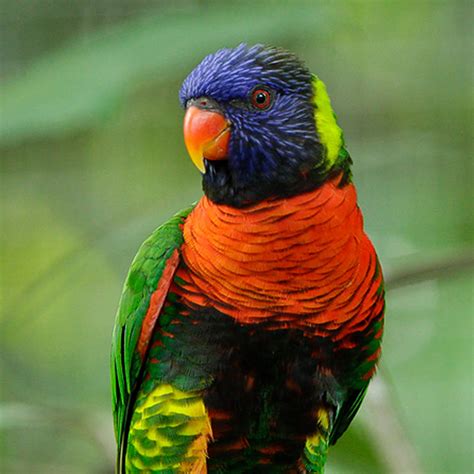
xmin=111 ymin=44 xmax=384 ymax=473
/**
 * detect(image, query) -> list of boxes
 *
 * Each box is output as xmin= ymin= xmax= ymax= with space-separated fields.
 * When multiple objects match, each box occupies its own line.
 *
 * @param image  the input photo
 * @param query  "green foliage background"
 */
xmin=1 ymin=1 xmax=472 ymax=473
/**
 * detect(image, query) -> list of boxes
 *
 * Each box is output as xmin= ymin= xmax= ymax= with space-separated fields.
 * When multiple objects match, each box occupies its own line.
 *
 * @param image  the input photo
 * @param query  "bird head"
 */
xmin=180 ymin=44 xmax=351 ymax=207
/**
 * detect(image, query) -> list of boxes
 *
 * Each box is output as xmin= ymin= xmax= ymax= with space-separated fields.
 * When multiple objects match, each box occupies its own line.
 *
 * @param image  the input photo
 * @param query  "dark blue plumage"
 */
xmin=179 ymin=44 xmax=312 ymax=106
xmin=179 ymin=44 xmax=326 ymax=206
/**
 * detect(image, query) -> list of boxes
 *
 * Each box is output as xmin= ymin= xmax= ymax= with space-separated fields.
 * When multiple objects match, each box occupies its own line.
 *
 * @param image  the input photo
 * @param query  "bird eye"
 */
xmin=250 ymin=88 xmax=272 ymax=110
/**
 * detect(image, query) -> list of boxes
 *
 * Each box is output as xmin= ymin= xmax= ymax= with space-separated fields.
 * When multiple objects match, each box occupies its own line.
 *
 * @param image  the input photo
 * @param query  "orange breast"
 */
xmin=174 ymin=174 xmax=383 ymax=338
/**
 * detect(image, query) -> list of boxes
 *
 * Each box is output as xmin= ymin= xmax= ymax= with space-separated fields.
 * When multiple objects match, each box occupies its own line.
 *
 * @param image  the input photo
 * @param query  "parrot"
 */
xmin=111 ymin=43 xmax=385 ymax=473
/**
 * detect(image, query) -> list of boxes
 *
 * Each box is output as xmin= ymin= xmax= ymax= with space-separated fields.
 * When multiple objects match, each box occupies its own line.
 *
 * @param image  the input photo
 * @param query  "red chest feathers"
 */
xmin=174 ymin=174 xmax=383 ymax=338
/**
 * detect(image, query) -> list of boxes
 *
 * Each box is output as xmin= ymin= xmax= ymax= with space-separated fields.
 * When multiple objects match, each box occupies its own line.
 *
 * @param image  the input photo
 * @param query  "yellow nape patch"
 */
xmin=126 ymin=383 xmax=212 ymax=473
xmin=312 ymin=75 xmax=343 ymax=166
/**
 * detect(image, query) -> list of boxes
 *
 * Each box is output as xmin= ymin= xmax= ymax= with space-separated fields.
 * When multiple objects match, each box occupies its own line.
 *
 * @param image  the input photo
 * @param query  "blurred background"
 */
xmin=1 ymin=1 xmax=472 ymax=473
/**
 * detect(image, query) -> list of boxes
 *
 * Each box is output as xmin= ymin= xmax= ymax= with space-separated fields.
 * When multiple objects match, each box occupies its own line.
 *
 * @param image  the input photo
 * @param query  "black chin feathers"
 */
xmin=202 ymin=154 xmax=331 ymax=208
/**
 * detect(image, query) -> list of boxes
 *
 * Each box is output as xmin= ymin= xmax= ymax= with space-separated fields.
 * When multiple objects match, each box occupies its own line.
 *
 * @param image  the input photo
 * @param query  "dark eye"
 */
xmin=251 ymin=88 xmax=272 ymax=110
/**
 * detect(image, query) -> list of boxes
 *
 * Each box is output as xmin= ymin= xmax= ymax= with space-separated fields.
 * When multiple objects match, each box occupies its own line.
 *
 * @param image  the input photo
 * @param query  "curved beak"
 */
xmin=183 ymin=105 xmax=230 ymax=173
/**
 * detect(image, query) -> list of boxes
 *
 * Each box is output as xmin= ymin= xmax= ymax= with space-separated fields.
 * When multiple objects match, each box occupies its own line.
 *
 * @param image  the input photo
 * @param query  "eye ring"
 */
xmin=250 ymin=87 xmax=272 ymax=110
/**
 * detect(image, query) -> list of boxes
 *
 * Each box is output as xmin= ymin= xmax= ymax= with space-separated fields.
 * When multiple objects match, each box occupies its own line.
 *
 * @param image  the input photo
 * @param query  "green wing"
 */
xmin=110 ymin=206 xmax=194 ymax=456
xmin=329 ymin=385 xmax=369 ymax=445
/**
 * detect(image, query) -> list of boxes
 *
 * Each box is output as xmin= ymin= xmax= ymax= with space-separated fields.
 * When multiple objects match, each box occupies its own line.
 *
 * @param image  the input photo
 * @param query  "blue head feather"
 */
xmin=180 ymin=44 xmax=329 ymax=206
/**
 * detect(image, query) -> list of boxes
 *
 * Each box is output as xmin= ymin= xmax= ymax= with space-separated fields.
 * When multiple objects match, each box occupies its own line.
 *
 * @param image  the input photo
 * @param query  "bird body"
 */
xmin=111 ymin=44 xmax=384 ymax=473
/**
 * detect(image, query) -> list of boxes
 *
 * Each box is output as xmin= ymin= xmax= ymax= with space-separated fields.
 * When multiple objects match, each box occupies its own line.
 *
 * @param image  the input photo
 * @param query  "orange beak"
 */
xmin=183 ymin=105 xmax=230 ymax=173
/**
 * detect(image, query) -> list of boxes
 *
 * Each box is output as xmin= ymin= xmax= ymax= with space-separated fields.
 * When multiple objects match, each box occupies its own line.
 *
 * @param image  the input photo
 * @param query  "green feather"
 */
xmin=110 ymin=205 xmax=194 ymax=458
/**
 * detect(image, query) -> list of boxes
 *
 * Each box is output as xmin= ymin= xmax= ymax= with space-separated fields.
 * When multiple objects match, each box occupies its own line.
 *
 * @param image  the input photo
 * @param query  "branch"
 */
xmin=384 ymin=249 xmax=474 ymax=290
